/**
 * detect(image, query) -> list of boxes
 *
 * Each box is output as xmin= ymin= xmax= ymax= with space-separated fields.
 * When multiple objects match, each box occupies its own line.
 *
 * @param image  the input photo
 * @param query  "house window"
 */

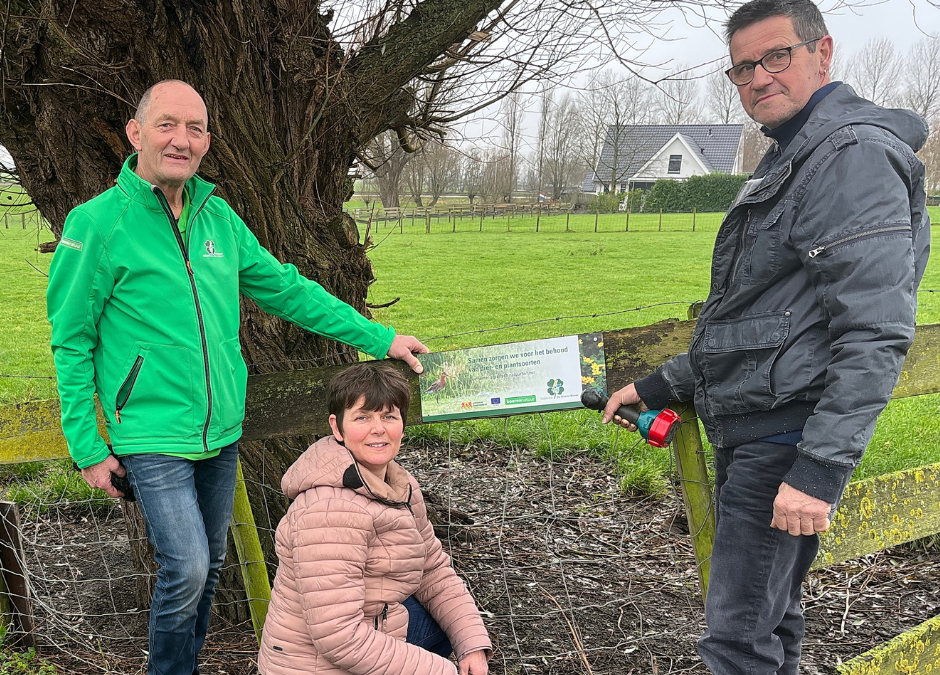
xmin=668 ymin=155 xmax=682 ymax=174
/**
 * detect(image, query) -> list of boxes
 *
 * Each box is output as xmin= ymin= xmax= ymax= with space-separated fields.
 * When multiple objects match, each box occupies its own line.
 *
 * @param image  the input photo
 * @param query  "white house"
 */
xmin=583 ymin=124 xmax=745 ymax=195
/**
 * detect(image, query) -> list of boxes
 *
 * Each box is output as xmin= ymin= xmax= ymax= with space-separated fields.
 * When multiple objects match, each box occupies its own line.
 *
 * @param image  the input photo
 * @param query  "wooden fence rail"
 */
xmin=2 ymin=319 xmax=939 ymax=672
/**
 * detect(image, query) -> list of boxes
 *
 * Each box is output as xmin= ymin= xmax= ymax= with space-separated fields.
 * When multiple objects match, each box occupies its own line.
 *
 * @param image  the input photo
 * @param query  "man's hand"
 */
xmin=387 ymin=335 xmax=429 ymax=373
xmin=80 ymin=455 xmax=126 ymax=499
xmin=458 ymin=650 xmax=489 ymax=675
xmin=771 ymin=482 xmax=832 ymax=536
xmin=601 ymin=383 xmax=645 ymax=431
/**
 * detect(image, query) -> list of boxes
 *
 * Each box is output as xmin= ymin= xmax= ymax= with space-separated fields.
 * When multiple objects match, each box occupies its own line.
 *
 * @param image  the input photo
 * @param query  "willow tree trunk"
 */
xmin=0 ymin=0 xmax=502 ymax=621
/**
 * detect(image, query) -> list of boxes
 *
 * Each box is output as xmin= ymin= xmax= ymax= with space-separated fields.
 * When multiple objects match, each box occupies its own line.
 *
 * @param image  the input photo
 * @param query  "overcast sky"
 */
xmin=641 ymin=0 xmax=940 ymax=78
xmin=454 ymin=0 xmax=940 ymax=149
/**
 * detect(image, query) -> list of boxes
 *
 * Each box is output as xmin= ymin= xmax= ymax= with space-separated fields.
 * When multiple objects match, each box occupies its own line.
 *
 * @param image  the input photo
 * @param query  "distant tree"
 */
xmin=739 ymin=120 xmax=773 ymax=174
xmin=657 ymin=65 xmax=701 ymax=125
xmin=595 ymin=69 xmax=658 ymax=194
xmin=543 ymin=93 xmax=583 ymax=200
xmin=706 ymin=69 xmax=743 ymax=124
xmin=903 ymin=39 xmax=940 ymax=121
xmin=575 ymin=75 xmax=612 ymax=184
xmin=423 ymin=142 xmax=458 ymax=206
xmin=500 ymin=93 xmax=526 ymax=202
xmin=919 ymin=130 xmax=940 ymax=195
xmin=847 ymin=38 xmax=903 ymax=107
xmin=362 ymin=132 xmax=412 ymax=208
xmin=533 ymin=84 xmax=556 ymax=200
xmin=404 ymin=150 xmax=428 ymax=207
xmin=461 ymin=150 xmax=485 ymax=204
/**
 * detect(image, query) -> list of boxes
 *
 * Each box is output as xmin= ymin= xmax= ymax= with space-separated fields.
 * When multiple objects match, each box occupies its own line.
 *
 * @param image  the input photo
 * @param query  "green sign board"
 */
xmin=417 ymin=333 xmax=606 ymax=422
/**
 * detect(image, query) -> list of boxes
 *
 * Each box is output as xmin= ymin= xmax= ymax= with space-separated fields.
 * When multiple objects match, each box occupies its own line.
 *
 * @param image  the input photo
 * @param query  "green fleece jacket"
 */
xmin=48 ymin=155 xmax=396 ymax=468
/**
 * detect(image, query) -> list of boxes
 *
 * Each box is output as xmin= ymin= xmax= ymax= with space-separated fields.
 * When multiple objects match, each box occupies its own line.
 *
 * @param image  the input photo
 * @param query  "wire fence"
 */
xmin=350 ymin=208 xmax=728 ymax=235
xmin=1 ymin=411 xmax=938 ymax=673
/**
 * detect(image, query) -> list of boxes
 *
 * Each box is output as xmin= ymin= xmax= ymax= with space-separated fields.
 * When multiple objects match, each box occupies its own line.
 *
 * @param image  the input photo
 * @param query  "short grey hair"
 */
xmin=724 ymin=0 xmax=829 ymax=49
xmin=134 ymin=79 xmax=195 ymax=123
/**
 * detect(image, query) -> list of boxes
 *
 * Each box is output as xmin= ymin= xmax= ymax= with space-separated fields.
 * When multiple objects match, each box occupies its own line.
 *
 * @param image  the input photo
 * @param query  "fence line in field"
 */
xmin=349 ymin=205 xmax=727 ymax=235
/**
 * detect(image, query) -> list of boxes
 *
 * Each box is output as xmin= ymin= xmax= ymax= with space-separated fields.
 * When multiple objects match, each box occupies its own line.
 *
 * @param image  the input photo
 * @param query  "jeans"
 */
xmin=697 ymin=441 xmax=821 ymax=675
xmin=123 ymin=442 xmax=239 ymax=675
xmin=405 ymin=595 xmax=453 ymax=658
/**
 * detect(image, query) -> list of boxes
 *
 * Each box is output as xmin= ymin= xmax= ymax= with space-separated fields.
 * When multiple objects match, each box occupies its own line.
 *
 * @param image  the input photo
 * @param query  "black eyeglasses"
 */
xmin=725 ymin=37 xmax=824 ymax=86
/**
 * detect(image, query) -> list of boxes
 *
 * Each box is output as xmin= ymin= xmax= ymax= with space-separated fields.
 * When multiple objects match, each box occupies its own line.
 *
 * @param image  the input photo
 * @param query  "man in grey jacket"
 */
xmin=603 ymin=0 xmax=930 ymax=672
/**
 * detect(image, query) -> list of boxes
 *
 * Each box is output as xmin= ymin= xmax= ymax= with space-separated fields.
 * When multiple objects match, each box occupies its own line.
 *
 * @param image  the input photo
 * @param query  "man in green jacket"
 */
xmin=46 ymin=79 xmax=428 ymax=675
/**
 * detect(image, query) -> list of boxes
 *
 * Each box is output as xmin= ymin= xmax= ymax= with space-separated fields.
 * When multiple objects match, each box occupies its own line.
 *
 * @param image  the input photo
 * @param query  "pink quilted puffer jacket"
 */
xmin=258 ymin=436 xmax=493 ymax=675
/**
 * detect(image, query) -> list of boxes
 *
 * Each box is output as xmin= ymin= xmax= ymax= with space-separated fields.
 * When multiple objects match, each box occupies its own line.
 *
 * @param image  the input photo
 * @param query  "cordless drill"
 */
xmin=581 ymin=388 xmax=682 ymax=448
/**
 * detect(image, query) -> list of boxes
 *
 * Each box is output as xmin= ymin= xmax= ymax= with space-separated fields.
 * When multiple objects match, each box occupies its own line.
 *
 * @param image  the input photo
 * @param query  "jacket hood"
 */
xmin=281 ymin=436 xmax=413 ymax=506
xmin=781 ymin=84 xmax=929 ymax=166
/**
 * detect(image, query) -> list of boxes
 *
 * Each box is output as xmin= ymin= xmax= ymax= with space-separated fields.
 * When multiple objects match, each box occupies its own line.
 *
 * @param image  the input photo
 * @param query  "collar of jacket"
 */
xmin=342 ymin=453 xmax=413 ymax=507
xmin=738 ymin=84 xmax=928 ymax=209
xmin=116 ymin=153 xmax=216 ymax=214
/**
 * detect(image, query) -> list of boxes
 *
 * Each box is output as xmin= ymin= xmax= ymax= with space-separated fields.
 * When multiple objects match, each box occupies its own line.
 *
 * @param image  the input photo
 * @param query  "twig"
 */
xmin=539 ymin=585 xmax=593 ymax=675
xmin=24 ymin=258 xmax=48 ymax=277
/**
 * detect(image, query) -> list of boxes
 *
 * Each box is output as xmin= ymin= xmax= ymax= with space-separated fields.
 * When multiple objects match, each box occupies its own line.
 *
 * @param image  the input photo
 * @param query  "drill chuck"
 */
xmin=580 ymin=388 xmax=681 ymax=448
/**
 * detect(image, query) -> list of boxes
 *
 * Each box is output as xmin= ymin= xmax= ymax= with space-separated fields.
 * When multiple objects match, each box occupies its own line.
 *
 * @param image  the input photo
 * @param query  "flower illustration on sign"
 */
xmin=547 ymin=379 xmax=564 ymax=396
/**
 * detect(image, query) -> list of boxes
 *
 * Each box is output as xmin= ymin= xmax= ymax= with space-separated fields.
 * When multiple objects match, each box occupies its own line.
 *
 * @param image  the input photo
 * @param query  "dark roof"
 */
xmin=581 ymin=171 xmax=597 ymax=193
xmin=593 ymin=124 xmax=743 ymax=183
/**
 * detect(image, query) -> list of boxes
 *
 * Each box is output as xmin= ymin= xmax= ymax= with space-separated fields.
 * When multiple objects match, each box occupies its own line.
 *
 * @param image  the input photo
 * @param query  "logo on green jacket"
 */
xmin=203 ymin=240 xmax=223 ymax=258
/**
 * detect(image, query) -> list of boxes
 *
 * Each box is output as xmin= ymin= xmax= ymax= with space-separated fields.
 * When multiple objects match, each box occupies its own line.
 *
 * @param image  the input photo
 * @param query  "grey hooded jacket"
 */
xmin=635 ymin=84 xmax=930 ymax=503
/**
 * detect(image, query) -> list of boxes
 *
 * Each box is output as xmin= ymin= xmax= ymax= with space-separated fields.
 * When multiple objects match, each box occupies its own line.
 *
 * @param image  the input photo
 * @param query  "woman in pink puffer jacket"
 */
xmin=259 ymin=363 xmax=492 ymax=675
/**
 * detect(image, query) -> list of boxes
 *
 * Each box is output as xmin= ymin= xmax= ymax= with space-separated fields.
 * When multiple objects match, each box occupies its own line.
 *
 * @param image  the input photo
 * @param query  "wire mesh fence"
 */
xmin=1 ymin=412 xmax=938 ymax=674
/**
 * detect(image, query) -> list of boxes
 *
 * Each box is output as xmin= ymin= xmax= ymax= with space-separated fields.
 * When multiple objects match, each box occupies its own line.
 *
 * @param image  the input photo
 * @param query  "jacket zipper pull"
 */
xmin=382 ymin=603 xmax=388 ymax=626
xmin=808 ymin=246 xmax=825 ymax=258
xmin=115 ymin=410 xmax=122 ymax=424
xmin=186 ymin=260 xmax=193 ymax=275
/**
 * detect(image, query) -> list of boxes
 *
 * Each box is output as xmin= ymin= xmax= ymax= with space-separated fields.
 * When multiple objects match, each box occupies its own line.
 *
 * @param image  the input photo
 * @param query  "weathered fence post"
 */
xmin=594 ymin=212 xmax=599 ymax=233
xmin=480 ymin=209 xmax=484 ymax=232
xmin=398 ymin=213 xmax=403 ymax=234
xmin=692 ymin=208 xmax=696 ymax=232
xmin=230 ymin=460 xmax=272 ymax=643
xmin=425 ymin=210 xmax=431 ymax=234
xmin=536 ymin=204 xmax=541 ymax=233
xmin=659 ymin=209 xmax=663 ymax=231
xmin=670 ymin=403 xmax=715 ymax=598
xmin=625 ymin=207 xmax=630 ymax=232
xmin=21 ymin=213 xmax=25 ymax=229
xmin=565 ymin=212 xmax=570 ymax=232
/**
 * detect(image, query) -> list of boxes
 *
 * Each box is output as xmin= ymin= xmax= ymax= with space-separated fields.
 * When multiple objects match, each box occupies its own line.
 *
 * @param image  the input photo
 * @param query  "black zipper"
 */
xmin=153 ymin=186 xmax=216 ymax=452
xmin=373 ymin=603 xmax=389 ymax=631
xmin=114 ymin=355 xmax=144 ymax=424
xmin=808 ymin=225 xmax=910 ymax=258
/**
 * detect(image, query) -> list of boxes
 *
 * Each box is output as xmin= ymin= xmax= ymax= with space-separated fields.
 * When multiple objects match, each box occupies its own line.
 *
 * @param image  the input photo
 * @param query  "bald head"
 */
xmin=126 ymin=79 xmax=211 ymax=196
xmin=135 ymin=80 xmax=207 ymax=128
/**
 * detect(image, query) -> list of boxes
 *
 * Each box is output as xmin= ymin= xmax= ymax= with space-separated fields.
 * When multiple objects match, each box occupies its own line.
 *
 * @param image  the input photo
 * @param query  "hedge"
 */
xmin=642 ymin=173 xmax=749 ymax=213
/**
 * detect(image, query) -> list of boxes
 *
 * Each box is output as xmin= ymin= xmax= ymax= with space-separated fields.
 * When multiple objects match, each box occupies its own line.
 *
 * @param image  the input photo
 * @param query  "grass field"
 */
xmin=1 ymin=205 xmax=939 ymax=495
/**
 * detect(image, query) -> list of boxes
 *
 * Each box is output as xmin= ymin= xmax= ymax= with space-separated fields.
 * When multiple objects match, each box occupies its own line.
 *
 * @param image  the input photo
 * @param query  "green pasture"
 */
xmin=0 ymin=204 xmax=938 ymax=498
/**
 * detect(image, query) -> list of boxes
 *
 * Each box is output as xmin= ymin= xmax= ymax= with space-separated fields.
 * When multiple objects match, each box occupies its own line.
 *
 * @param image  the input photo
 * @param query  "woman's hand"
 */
xmin=458 ymin=650 xmax=489 ymax=675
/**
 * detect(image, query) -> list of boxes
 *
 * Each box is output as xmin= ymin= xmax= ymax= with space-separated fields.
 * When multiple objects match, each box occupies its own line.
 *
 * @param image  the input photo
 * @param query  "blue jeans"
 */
xmin=123 ymin=442 xmax=239 ymax=675
xmin=698 ymin=441 xmax=824 ymax=675
xmin=405 ymin=595 xmax=453 ymax=658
